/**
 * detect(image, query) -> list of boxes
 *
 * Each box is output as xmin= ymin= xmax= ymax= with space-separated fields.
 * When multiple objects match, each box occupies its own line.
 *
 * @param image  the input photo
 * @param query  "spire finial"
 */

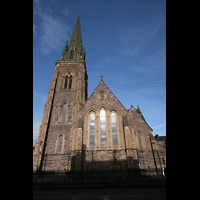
xmin=100 ymin=75 xmax=103 ymax=81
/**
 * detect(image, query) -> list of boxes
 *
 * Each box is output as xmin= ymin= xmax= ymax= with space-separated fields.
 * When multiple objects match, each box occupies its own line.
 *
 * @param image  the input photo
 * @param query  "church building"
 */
xmin=33 ymin=17 xmax=166 ymax=175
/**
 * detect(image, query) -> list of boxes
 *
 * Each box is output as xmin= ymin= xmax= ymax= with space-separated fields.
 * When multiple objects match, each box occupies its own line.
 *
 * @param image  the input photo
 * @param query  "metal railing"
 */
xmin=33 ymin=169 xmax=166 ymax=186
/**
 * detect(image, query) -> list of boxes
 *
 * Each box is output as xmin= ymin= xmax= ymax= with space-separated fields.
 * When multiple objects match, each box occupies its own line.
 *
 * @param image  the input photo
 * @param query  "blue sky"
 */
xmin=33 ymin=0 xmax=166 ymax=146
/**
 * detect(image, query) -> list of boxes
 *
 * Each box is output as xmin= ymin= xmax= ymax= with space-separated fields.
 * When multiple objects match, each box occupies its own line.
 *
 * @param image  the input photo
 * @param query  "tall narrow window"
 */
xmin=62 ymin=104 xmax=67 ymax=123
xmin=68 ymin=76 xmax=72 ymax=89
xmin=162 ymin=157 xmax=165 ymax=164
xmin=100 ymin=109 xmax=107 ymax=147
xmin=64 ymin=77 xmax=68 ymax=89
xmin=138 ymin=133 xmax=143 ymax=150
xmin=58 ymin=135 xmax=63 ymax=153
xmin=64 ymin=73 xmax=73 ymax=89
xmin=89 ymin=113 xmax=95 ymax=147
xmin=70 ymin=49 xmax=74 ymax=59
xmin=111 ymin=113 xmax=118 ymax=147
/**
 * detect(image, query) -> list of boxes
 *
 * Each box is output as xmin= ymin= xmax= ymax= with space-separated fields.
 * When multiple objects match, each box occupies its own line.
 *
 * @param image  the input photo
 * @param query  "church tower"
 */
xmin=33 ymin=17 xmax=88 ymax=172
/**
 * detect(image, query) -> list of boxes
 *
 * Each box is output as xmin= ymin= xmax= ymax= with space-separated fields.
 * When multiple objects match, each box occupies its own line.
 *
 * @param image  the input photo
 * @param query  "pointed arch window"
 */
xmin=64 ymin=73 xmax=73 ymax=89
xmin=70 ymin=49 xmax=74 ymax=59
xmin=111 ymin=112 xmax=118 ymax=147
xmin=64 ymin=76 xmax=68 ymax=89
xmin=62 ymin=104 xmax=67 ymax=123
xmin=89 ymin=113 xmax=95 ymax=147
xmin=138 ymin=133 xmax=143 ymax=150
xmin=57 ymin=135 xmax=63 ymax=153
xmin=100 ymin=109 xmax=107 ymax=147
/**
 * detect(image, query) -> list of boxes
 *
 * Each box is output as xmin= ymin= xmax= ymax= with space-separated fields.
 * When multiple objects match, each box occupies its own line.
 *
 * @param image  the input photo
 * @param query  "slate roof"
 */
xmin=154 ymin=135 xmax=166 ymax=142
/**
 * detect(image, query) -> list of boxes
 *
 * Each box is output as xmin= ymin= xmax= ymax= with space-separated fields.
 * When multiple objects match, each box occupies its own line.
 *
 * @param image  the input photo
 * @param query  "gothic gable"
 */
xmin=78 ymin=79 xmax=127 ymax=119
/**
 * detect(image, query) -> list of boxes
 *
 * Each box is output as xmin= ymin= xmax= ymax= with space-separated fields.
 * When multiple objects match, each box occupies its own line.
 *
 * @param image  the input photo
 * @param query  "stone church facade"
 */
xmin=33 ymin=17 xmax=166 ymax=175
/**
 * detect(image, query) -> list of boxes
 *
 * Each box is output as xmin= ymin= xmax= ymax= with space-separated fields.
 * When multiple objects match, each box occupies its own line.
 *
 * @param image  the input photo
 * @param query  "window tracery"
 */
xmin=87 ymin=109 xmax=121 ymax=149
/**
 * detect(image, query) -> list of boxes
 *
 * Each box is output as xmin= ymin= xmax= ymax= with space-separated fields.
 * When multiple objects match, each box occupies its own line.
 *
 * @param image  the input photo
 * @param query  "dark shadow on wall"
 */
xmin=68 ymin=144 xmax=152 ymax=178
xmin=38 ymin=144 xmax=161 ymax=178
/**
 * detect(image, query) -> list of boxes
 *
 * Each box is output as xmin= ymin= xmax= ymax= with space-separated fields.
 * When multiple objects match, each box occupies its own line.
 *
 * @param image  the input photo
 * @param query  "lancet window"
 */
xmin=111 ymin=112 xmax=118 ymax=147
xmin=64 ymin=73 xmax=73 ymax=89
xmin=100 ymin=109 xmax=107 ymax=147
xmin=87 ymin=109 xmax=121 ymax=149
xmin=57 ymin=135 xmax=63 ymax=153
xmin=62 ymin=104 xmax=67 ymax=123
xmin=70 ymin=49 xmax=74 ymax=59
xmin=89 ymin=113 xmax=95 ymax=147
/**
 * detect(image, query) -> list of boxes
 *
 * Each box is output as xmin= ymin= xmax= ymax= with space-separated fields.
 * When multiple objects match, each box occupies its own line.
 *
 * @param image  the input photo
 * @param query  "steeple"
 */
xmin=61 ymin=16 xmax=85 ymax=61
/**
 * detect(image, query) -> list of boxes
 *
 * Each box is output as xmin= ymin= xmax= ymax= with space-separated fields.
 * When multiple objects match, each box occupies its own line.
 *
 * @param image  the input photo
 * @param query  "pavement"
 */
xmin=33 ymin=176 xmax=166 ymax=190
xmin=33 ymin=187 xmax=166 ymax=200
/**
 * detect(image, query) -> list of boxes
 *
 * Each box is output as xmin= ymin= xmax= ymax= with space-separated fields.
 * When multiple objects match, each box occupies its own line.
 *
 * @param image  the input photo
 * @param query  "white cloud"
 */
xmin=33 ymin=122 xmax=41 ymax=146
xmin=152 ymin=123 xmax=166 ymax=129
xmin=33 ymin=0 xmax=71 ymax=54
xmin=39 ymin=14 xmax=70 ymax=54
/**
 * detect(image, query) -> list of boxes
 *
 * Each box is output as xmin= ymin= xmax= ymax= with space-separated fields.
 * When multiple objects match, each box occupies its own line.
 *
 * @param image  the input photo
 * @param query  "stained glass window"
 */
xmin=111 ymin=113 xmax=118 ymax=147
xmin=100 ymin=109 xmax=107 ymax=147
xmin=89 ymin=113 xmax=95 ymax=147
xmin=62 ymin=104 xmax=67 ymax=123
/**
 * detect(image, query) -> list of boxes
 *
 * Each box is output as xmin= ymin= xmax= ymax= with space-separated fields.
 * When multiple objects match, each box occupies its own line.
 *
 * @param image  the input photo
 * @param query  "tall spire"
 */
xmin=61 ymin=16 xmax=85 ymax=61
